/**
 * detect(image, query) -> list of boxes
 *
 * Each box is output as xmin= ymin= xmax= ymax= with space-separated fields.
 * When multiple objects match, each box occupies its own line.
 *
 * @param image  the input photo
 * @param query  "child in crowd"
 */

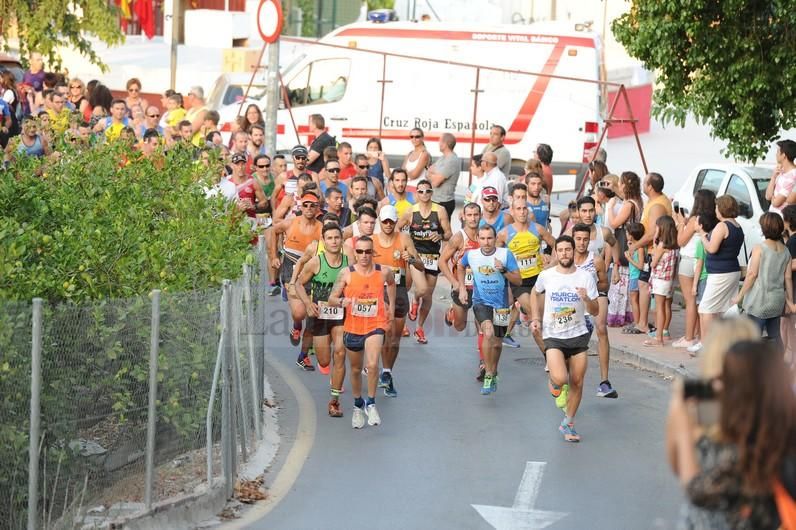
xmin=624 ymin=222 xmax=646 ymax=334
xmin=645 ymin=215 xmax=679 ymax=346
xmin=688 ymin=212 xmax=719 ymax=354
xmin=164 ymin=93 xmax=186 ymax=137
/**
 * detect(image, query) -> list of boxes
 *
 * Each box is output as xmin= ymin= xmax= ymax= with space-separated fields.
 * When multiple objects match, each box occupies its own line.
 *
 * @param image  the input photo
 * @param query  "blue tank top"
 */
xmin=320 ymin=180 xmax=348 ymax=202
xmin=17 ymin=135 xmax=44 ymax=157
xmin=706 ymin=221 xmax=744 ymax=274
xmin=528 ymin=199 xmax=550 ymax=228
xmin=480 ymin=213 xmax=507 ymax=233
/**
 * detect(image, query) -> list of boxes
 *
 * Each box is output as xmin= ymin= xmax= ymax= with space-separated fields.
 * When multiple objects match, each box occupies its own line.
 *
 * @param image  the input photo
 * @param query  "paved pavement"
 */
xmin=221 ymin=286 xmax=688 ymax=530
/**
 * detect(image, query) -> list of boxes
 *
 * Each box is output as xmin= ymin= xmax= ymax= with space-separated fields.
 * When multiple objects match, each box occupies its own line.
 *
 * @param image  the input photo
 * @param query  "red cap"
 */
xmin=482 ymin=186 xmax=499 ymax=199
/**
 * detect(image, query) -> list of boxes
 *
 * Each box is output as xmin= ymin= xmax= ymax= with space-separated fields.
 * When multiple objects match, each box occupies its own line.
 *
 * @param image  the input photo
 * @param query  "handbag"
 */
xmin=614 ymin=200 xmax=638 ymax=267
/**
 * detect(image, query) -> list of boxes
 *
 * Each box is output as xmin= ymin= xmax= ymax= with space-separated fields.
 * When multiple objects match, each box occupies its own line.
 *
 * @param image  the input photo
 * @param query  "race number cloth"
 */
xmin=460 ymin=248 xmax=518 ymax=309
xmin=534 ymin=268 xmax=598 ymax=340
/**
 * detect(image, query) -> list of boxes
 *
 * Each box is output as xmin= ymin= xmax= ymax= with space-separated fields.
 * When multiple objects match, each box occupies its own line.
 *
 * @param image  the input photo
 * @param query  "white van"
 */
xmin=221 ymin=21 xmax=605 ymax=193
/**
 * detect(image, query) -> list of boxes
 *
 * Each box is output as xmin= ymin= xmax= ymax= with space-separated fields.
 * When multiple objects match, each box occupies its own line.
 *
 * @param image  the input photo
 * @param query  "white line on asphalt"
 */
xmin=472 ymin=461 xmax=568 ymax=529
xmin=222 ymin=351 xmax=317 ymax=529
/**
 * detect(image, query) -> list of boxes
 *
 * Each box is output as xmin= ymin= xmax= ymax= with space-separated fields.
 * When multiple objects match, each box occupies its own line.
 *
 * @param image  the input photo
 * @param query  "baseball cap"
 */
xmin=482 ymin=186 xmax=499 ymax=199
xmin=231 ymin=152 xmax=247 ymax=164
xmin=291 ymin=145 xmax=309 ymax=158
xmin=379 ymin=205 xmax=398 ymax=222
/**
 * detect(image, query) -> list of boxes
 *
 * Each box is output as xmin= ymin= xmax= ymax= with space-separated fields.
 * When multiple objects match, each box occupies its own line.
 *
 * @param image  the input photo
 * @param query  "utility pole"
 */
xmin=264 ymin=40 xmax=280 ymax=157
xmin=169 ymin=0 xmax=180 ymax=89
xmin=550 ymin=0 xmax=556 ymax=20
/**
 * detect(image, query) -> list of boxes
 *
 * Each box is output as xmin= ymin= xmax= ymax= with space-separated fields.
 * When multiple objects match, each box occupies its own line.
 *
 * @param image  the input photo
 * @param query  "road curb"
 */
xmin=597 ymin=339 xmax=693 ymax=379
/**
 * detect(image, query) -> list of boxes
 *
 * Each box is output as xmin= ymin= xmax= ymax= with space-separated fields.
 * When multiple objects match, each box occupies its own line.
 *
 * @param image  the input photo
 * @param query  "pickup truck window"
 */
xmin=726 ymin=174 xmax=753 ymax=218
xmin=694 ymin=169 xmax=724 ymax=195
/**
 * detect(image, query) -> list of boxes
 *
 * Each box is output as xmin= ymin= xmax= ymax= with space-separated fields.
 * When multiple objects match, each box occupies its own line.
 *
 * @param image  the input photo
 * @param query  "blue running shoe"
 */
xmin=502 ymin=334 xmax=520 ymax=348
xmin=490 ymin=374 xmax=498 ymax=393
xmin=384 ymin=374 xmax=397 ymax=398
xmin=378 ymin=371 xmax=390 ymax=388
xmin=481 ymin=374 xmax=494 ymax=395
xmin=559 ymin=420 xmax=580 ymax=442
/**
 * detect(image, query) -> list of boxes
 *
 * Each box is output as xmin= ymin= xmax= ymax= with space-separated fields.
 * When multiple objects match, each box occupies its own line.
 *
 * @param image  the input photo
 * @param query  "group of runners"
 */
xmin=265 ymin=146 xmax=618 ymax=443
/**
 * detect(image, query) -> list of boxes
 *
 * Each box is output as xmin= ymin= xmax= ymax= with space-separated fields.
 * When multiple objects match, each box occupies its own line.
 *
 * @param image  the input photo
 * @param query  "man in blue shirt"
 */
xmin=458 ymin=224 xmax=521 ymax=395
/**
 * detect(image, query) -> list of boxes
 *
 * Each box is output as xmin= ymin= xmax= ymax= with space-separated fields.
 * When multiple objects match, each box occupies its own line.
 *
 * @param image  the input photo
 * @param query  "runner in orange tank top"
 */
xmin=329 ymin=235 xmax=396 ymax=429
xmin=269 ymin=191 xmax=323 ymax=368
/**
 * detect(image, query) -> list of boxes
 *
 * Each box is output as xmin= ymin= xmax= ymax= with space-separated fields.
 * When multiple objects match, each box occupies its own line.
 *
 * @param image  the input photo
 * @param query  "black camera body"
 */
xmin=683 ymin=378 xmax=716 ymax=400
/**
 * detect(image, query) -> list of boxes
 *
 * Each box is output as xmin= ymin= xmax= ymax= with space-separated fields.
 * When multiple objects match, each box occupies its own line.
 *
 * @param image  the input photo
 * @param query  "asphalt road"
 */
xmin=226 ymin=293 xmax=683 ymax=530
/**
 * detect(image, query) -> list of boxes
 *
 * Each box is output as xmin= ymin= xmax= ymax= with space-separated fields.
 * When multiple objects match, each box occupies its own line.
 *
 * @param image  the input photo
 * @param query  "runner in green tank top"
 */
xmin=296 ymin=224 xmax=350 ymax=418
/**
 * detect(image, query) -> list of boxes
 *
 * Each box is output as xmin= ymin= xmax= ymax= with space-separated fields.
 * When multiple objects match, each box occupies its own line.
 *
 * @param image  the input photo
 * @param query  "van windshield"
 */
xmin=746 ymin=166 xmax=772 ymax=211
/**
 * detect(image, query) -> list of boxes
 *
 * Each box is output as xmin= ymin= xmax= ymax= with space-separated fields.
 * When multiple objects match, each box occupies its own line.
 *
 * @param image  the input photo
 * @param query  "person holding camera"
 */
xmin=666 ymin=327 xmax=796 ymax=529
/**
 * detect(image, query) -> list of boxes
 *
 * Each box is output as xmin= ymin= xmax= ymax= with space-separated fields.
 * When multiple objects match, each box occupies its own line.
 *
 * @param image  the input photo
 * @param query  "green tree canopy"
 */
xmin=612 ymin=1 xmax=796 ymax=162
xmin=1 ymin=0 xmax=124 ymax=70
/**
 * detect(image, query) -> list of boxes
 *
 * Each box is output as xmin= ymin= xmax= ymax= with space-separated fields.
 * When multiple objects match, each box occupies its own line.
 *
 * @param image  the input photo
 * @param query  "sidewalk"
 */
xmin=598 ymin=302 xmax=699 ymax=379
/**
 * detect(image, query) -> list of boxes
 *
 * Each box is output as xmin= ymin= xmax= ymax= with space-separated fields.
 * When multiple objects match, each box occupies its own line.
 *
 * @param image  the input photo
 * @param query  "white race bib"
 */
xmin=551 ymin=306 xmax=576 ymax=330
xmin=393 ymin=268 xmax=402 ymax=284
xmin=464 ymin=267 xmax=474 ymax=288
xmin=317 ymin=301 xmax=343 ymax=321
xmin=518 ymin=256 xmax=537 ymax=272
xmin=352 ymin=298 xmax=378 ymax=318
xmin=419 ymin=253 xmax=439 ymax=271
xmin=493 ymin=307 xmax=511 ymax=327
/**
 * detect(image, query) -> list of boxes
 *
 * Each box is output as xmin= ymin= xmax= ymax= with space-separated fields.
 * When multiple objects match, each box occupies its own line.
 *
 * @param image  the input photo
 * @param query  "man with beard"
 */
xmin=531 ymin=236 xmax=599 ymax=443
xmin=381 ymin=168 xmax=415 ymax=219
xmin=271 ymin=145 xmax=317 ymax=211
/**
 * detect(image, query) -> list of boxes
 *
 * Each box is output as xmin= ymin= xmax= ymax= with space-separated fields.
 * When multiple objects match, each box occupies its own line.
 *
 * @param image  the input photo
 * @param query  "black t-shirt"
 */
xmin=307 ymin=132 xmax=336 ymax=173
xmin=787 ymin=234 xmax=796 ymax=301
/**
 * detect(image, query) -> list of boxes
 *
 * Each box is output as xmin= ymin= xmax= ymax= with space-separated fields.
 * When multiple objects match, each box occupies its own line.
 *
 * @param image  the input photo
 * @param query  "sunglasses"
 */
xmin=302 ymin=202 xmax=318 ymax=208
xmin=256 ymin=164 xmax=270 ymax=169
xmin=355 ymin=249 xmax=374 ymax=255
xmin=294 ymin=156 xmax=307 ymax=161
xmin=327 ymin=167 xmax=340 ymax=173
xmin=409 ymin=135 xmax=423 ymax=139
xmin=70 ymin=85 xmax=81 ymax=89
xmin=482 ymin=196 xmax=498 ymax=202
xmin=381 ymin=219 xmax=396 ymax=225
xmin=148 ymin=113 xmax=160 ymax=118
xmin=417 ymin=189 xmax=433 ymax=195
xmin=357 ymin=165 xmax=369 ymax=169
xmin=128 ymin=88 xmax=140 ymax=93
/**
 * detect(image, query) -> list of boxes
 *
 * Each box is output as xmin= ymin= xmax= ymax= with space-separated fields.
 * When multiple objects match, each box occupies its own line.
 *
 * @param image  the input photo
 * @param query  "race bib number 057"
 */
xmin=352 ymin=298 xmax=378 ymax=318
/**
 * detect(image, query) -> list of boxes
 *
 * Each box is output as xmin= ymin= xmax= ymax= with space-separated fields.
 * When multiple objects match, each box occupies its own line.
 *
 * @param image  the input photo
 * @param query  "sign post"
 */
xmin=257 ymin=0 xmax=284 ymax=157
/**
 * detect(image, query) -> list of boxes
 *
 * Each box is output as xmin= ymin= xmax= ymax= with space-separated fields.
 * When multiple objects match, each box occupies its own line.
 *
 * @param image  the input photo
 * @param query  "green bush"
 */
xmin=0 ymin=143 xmax=254 ymax=528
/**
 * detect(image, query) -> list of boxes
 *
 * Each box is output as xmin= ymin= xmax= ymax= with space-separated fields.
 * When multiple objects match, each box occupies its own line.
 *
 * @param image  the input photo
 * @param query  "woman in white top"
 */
xmin=402 ymin=127 xmax=430 ymax=193
xmin=672 ymin=189 xmax=716 ymax=348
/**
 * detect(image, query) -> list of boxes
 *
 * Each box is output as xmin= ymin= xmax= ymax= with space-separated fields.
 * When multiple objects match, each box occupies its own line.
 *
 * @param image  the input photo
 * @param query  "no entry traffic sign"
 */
xmin=257 ymin=0 xmax=283 ymax=43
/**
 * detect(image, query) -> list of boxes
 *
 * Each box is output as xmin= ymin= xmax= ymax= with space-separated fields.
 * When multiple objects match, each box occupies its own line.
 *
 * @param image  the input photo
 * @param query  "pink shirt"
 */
xmin=770 ymin=168 xmax=796 ymax=215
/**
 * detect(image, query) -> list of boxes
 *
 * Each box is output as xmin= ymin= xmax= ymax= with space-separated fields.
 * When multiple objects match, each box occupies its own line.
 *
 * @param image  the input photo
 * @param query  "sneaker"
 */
xmin=555 ymin=384 xmax=569 ymax=410
xmin=296 ymin=354 xmax=315 ymax=371
xmin=352 ymin=406 xmax=366 ymax=429
xmin=672 ymin=337 xmax=697 ymax=348
xmin=596 ymin=380 xmax=618 ymax=398
xmin=318 ymin=363 xmax=330 ymax=375
xmin=687 ymin=342 xmax=703 ymax=354
xmin=378 ymin=371 xmax=390 ymax=388
xmin=366 ymin=404 xmax=381 ymax=426
xmin=444 ymin=306 xmax=454 ymax=327
xmin=414 ymin=327 xmax=428 ymax=344
xmin=289 ymin=327 xmax=301 ymax=346
xmin=648 ymin=329 xmax=670 ymax=339
xmin=268 ymin=284 xmax=281 ymax=296
xmin=328 ymin=400 xmax=343 ymax=417
xmin=384 ymin=376 xmax=397 ymax=398
xmin=476 ymin=361 xmax=486 ymax=382
xmin=408 ymin=300 xmax=419 ymax=321
xmin=559 ymin=421 xmax=581 ymax=443
xmin=544 ymin=363 xmax=550 ymax=373
xmin=502 ymin=334 xmax=520 ymax=348
xmin=548 ymin=379 xmax=562 ymax=398
xmin=481 ymin=374 xmax=494 ymax=395
xmin=307 ymin=346 xmax=315 ymax=356
xmin=402 ymin=325 xmax=410 ymax=337
xmin=281 ymin=287 xmax=288 ymax=302
xmin=490 ymin=374 xmax=498 ymax=393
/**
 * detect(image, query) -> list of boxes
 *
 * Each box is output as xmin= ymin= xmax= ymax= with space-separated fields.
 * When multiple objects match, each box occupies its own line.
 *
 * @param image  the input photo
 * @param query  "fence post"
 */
xmin=231 ymin=282 xmax=249 ymax=462
xmin=256 ymin=235 xmax=267 ymax=404
xmin=144 ymin=290 xmax=161 ymax=511
xmin=221 ymin=280 xmax=234 ymax=498
xmin=243 ymin=264 xmax=262 ymax=440
xmin=28 ymin=298 xmax=43 ymax=530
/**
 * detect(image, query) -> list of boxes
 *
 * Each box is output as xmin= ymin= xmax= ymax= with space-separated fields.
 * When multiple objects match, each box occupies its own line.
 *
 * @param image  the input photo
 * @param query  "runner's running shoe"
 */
xmin=555 ymin=384 xmax=569 ymax=410
xmin=328 ymin=400 xmax=343 ymax=417
xmin=378 ymin=371 xmax=390 ymax=388
xmin=268 ymin=283 xmax=281 ymax=296
xmin=481 ymin=375 xmax=494 ymax=395
xmin=366 ymin=404 xmax=381 ymax=426
xmin=596 ymin=380 xmax=618 ymax=398
xmin=559 ymin=420 xmax=581 ymax=442
xmin=490 ymin=374 xmax=498 ymax=393
xmin=296 ymin=353 xmax=315 ymax=371
xmin=318 ymin=363 xmax=330 ymax=375
xmin=476 ymin=361 xmax=486 ymax=382
xmin=502 ymin=334 xmax=520 ymax=348
xmin=384 ymin=376 xmax=397 ymax=398
xmin=402 ymin=325 xmax=410 ymax=337
xmin=408 ymin=300 xmax=419 ymax=321
xmin=352 ymin=406 xmax=366 ymax=429
xmin=414 ymin=328 xmax=428 ymax=344
xmin=289 ymin=326 xmax=301 ymax=346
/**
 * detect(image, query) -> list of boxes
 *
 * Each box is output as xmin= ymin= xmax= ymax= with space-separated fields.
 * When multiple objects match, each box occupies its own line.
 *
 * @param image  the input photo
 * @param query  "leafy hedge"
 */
xmin=0 ymin=143 xmax=254 ymax=528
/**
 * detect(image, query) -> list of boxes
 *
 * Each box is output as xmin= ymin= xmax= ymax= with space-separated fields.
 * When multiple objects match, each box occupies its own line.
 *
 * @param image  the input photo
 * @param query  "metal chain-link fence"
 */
xmin=1 ymin=237 xmax=270 ymax=530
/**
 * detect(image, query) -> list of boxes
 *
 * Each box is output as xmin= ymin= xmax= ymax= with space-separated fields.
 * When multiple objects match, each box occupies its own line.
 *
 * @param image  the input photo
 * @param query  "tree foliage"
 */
xmin=1 ymin=0 xmax=124 ymax=70
xmin=612 ymin=1 xmax=796 ymax=162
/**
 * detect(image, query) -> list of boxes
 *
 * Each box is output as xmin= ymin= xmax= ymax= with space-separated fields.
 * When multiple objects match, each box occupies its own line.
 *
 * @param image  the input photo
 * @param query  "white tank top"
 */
xmin=587 ymin=225 xmax=605 ymax=255
xmin=405 ymin=151 xmax=427 ymax=192
xmin=577 ymin=252 xmax=598 ymax=284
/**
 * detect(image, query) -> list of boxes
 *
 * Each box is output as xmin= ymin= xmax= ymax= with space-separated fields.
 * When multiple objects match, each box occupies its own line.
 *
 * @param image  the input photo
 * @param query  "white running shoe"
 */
xmin=352 ymin=406 xmax=366 ymax=429
xmin=366 ymin=403 xmax=381 ymax=426
xmin=687 ymin=342 xmax=703 ymax=354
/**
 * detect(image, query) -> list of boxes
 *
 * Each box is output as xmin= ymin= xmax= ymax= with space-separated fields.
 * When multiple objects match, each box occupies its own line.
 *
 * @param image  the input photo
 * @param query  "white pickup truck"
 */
xmin=672 ymin=163 xmax=774 ymax=267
